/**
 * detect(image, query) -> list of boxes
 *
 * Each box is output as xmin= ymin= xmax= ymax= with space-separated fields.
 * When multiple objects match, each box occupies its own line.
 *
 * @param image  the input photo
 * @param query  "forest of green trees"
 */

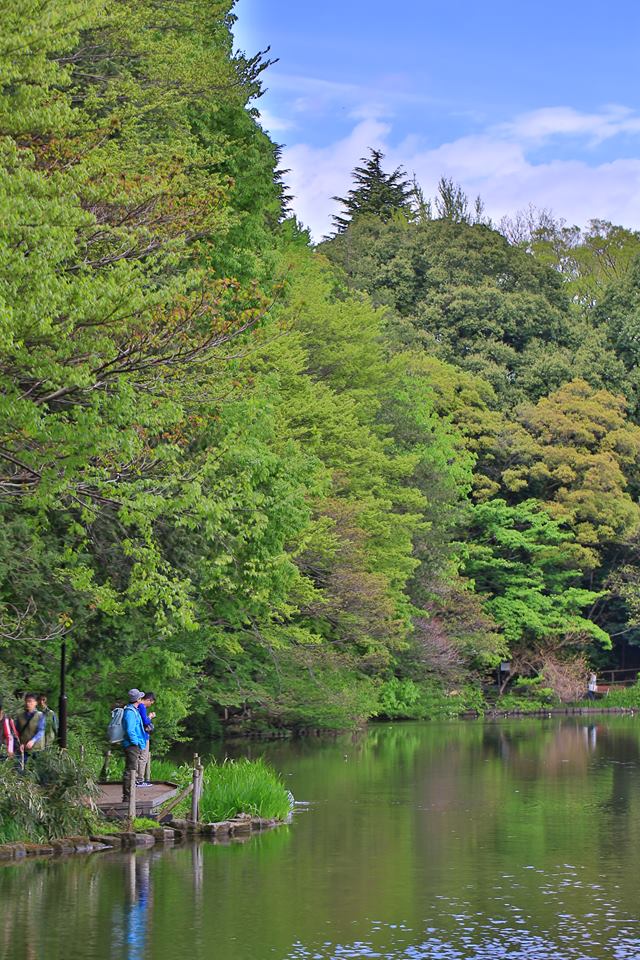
xmin=3 ymin=1 xmax=640 ymax=741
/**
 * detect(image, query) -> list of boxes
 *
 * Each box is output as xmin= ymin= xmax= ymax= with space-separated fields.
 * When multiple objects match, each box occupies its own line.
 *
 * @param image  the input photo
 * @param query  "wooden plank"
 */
xmin=96 ymin=781 xmax=178 ymax=815
xmin=157 ymin=781 xmax=193 ymax=819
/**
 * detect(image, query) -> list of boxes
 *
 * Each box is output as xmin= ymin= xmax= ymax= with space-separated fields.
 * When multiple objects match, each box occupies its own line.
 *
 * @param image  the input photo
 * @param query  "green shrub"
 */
xmin=495 ymin=677 xmax=556 ymax=713
xmin=133 ymin=817 xmax=159 ymax=830
xmin=378 ymin=677 xmax=425 ymax=719
xmin=0 ymin=819 xmax=27 ymax=844
xmin=377 ymin=677 xmax=486 ymax=720
xmin=0 ymin=750 xmax=99 ymax=842
xmin=598 ymin=682 xmax=640 ymax=708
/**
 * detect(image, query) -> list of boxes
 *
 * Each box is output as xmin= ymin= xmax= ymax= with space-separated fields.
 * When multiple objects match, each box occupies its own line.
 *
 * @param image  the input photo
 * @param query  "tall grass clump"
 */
xmin=597 ymin=682 xmax=640 ymax=709
xmin=198 ymin=758 xmax=290 ymax=822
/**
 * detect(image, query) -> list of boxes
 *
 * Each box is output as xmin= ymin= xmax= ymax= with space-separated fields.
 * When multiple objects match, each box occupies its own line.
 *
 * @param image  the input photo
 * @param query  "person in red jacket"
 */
xmin=0 ymin=701 xmax=19 ymax=758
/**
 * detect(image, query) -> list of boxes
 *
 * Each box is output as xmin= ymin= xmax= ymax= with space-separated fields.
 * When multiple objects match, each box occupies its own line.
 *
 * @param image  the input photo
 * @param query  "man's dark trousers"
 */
xmin=123 ymin=745 xmax=141 ymax=802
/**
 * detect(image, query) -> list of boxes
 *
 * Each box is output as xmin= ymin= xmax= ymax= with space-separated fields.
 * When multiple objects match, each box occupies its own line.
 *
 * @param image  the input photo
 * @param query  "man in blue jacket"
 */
xmin=122 ymin=688 xmax=147 ymax=804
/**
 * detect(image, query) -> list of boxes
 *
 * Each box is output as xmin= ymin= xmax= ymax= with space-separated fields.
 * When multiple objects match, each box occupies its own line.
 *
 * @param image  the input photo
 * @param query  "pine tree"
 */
xmin=331 ymin=149 xmax=414 ymax=233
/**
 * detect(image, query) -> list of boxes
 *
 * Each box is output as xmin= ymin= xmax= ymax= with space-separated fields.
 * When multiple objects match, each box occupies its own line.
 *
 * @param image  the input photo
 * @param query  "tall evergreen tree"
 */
xmin=331 ymin=149 xmax=414 ymax=233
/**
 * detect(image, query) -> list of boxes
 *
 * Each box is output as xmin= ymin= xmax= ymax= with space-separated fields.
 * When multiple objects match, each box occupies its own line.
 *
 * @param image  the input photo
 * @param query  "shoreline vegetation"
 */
xmin=0 ymin=753 xmax=291 ymax=852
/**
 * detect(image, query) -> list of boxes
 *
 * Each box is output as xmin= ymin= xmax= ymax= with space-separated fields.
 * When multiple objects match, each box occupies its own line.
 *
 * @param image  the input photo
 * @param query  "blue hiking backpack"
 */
xmin=106 ymin=706 xmax=125 ymax=744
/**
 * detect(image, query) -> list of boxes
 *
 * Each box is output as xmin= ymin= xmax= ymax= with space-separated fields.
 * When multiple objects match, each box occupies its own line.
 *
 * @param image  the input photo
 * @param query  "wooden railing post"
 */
xmin=127 ymin=775 xmax=136 ymax=827
xmin=191 ymin=754 xmax=200 ymax=823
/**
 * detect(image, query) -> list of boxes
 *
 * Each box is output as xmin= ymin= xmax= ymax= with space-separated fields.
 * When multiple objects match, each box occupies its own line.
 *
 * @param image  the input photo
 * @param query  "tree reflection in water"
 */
xmin=2 ymin=719 xmax=640 ymax=960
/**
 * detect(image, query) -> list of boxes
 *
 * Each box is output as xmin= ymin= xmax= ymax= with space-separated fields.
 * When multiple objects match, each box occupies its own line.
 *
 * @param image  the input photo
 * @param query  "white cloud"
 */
xmin=269 ymin=71 xmax=449 ymax=115
xmin=256 ymin=108 xmax=295 ymax=133
xmin=505 ymin=105 xmax=640 ymax=145
xmin=283 ymin=118 xmax=391 ymax=238
xmin=281 ymin=107 xmax=640 ymax=239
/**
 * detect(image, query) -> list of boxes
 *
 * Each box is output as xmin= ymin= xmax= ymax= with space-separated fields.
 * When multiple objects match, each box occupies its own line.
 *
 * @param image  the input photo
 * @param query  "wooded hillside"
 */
xmin=2 ymin=1 xmax=640 ymax=739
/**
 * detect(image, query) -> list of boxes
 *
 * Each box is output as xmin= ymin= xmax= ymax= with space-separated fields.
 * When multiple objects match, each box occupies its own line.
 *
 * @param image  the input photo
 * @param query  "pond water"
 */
xmin=3 ymin=717 xmax=640 ymax=960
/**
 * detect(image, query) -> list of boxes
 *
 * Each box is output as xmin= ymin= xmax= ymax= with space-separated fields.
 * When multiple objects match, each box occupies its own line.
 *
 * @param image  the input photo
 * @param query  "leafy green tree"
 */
xmin=594 ymin=256 xmax=640 ymax=419
xmin=520 ymin=216 xmax=640 ymax=312
xmin=0 ymin=0 xmax=320 ymax=738
xmin=322 ymin=215 xmax=583 ymax=403
xmin=461 ymin=499 xmax=610 ymax=660
xmin=501 ymin=379 xmax=640 ymax=567
xmin=434 ymin=177 xmax=488 ymax=225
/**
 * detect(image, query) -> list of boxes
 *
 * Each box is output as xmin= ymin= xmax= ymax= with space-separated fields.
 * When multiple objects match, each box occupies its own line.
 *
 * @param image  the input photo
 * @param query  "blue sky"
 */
xmin=233 ymin=1 xmax=640 ymax=238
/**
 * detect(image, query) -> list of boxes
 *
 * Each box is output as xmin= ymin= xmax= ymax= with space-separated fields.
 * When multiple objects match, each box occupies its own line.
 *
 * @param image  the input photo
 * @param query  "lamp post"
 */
xmin=58 ymin=639 xmax=68 ymax=749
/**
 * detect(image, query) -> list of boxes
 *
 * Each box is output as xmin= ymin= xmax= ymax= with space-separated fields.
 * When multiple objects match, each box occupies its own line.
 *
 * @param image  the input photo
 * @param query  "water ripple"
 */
xmin=285 ymin=865 xmax=640 ymax=960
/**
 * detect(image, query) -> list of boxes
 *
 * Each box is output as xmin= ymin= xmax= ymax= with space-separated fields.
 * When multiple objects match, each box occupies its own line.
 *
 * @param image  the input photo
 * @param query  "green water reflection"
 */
xmin=3 ymin=718 xmax=640 ymax=959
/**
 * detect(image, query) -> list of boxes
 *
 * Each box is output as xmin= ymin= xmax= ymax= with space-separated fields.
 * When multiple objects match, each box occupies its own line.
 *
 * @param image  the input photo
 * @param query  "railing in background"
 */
xmin=596 ymin=668 xmax=639 ymax=692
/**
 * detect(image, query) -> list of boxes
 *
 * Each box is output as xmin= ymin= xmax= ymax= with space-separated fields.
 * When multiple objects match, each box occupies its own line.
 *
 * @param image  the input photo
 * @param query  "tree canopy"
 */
xmin=3 ymin=9 xmax=640 ymax=736
xmin=331 ymin=149 xmax=414 ymax=234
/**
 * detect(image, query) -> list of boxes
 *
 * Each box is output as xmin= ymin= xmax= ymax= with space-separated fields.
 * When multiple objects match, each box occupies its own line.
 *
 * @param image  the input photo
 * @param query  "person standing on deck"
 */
xmin=122 ymin=689 xmax=147 ymax=804
xmin=14 ymin=693 xmax=45 ymax=766
xmin=136 ymin=691 xmax=156 ymax=787
xmin=37 ymin=693 xmax=59 ymax=748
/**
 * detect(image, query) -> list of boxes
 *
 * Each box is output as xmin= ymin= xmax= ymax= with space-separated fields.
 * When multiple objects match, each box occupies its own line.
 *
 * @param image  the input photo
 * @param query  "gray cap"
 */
xmin=128 ymin=688 xmax=145 ymax=702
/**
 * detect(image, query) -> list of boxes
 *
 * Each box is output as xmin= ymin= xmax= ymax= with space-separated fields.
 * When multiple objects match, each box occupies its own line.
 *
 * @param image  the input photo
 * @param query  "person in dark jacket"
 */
xmin=122 ymin=689 xmax=147 ymax=804
xmin=14 ymin=693 xmax=45 ymax=766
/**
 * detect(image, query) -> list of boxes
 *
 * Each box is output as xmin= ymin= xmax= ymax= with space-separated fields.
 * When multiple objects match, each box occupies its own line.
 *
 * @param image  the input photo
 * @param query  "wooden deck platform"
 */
xmin=96 ymin=781 xmax=178 ymax=818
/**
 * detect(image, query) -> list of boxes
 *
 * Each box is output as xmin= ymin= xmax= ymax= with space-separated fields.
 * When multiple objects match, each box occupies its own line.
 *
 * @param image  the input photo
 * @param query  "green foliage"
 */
xmin=495 ymin=680 xmax=556 ymax=714
xmin=331 ymin=149 xmax=414 ymax=234
xmin=597 ymin=682 xmax=640 ymax=709
xmin=198 ymin=758 xmax=290 ymax=822
xmin=503 ymin=379 xmax=640 ymax=564
xmin=0 ymin=0 xmax=323 ymax=736
xmin=0 ymin=750 xmax=99 ymax=842
xmin=522 ymin=215 xmax=640 ymax=314
xmin=133 ymin=816 xmax=161 ymax=830
xmin=596 ymin=257 xmax=640 ymax=419
xmin=2 ymin=0 xmax=640 ymax=744
xmin=377 ymin=676 xmax=486 ymax=720
xmin=378 ymin=677 xmax=425 ymax=719
xmin=322 ymin=215 xmax=579 ymax=405
xmin=461 ymin=499 xmax=610 ymax=652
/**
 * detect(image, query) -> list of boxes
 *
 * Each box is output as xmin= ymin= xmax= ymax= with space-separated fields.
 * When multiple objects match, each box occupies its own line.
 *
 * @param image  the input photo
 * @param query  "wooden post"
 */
xmin=198 ymin=760 xmax=204 ymax=816
xmin=158 ymin=780 xmax=193 ymax=820
xmin=127 ymin=775 xmax=136 ymax=827
xmin=191 ymin=754 xmax=200 ymax=823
